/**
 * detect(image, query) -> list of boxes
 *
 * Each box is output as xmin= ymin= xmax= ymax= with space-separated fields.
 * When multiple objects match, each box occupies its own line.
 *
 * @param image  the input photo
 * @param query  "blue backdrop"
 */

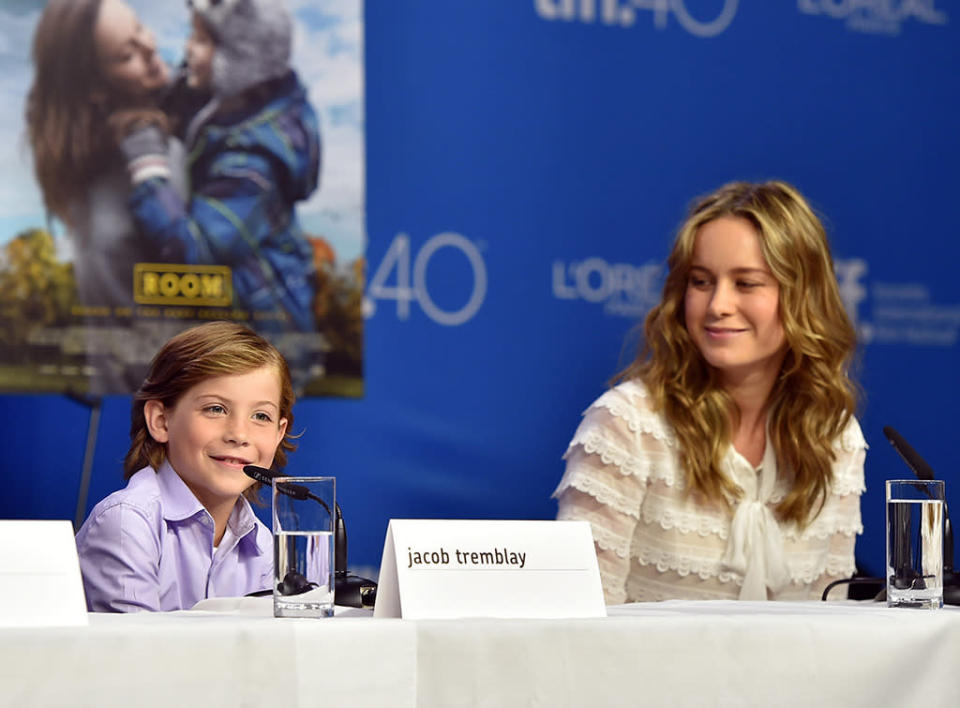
xmin=2 ymin=1 xmax=959 ymax=581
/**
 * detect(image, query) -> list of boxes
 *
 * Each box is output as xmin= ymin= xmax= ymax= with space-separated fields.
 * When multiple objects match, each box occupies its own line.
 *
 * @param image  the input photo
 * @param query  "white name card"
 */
xmin=0 ymin=520 xmax=88 ymax=627
xmin=373 ymin=519 xmax=606 ymax=619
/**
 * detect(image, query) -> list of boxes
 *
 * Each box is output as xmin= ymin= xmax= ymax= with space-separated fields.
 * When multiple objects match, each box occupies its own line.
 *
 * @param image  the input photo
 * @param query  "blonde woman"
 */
xmin=554 ymin=181 xmax=866 ymax=603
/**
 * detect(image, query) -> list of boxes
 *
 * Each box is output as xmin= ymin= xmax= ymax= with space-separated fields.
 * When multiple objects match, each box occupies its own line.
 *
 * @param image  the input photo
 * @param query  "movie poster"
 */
xmin=0 ymin=0 xmax=364 ymax=397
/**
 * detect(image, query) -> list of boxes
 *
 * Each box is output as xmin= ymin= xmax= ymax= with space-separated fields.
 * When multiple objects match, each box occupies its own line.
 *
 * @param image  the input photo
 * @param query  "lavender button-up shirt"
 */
xmin=76 ymin=462 xmax=273 ymax=612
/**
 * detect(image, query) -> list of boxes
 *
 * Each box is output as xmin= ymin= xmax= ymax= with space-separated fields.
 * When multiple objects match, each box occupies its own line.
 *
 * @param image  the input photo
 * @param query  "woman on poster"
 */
xmin=27 ymin=0 xmax=189 ymax=391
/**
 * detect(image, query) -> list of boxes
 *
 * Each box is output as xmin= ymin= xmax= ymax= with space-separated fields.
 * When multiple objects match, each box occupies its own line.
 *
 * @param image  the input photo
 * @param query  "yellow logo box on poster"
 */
xmin=134 ymin=263 xmax=233 ymax=307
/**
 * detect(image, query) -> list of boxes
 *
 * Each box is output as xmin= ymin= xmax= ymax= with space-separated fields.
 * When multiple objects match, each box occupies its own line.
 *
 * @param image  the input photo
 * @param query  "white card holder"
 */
xmin=374 ymin=519 xmax=606 ymax=619
xmin=0 ymin=520 xmax=88 ymax=627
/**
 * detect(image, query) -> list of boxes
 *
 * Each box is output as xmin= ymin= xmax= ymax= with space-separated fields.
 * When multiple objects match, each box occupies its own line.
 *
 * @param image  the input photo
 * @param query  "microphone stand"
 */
xmin=331 ymin=508 xmax=377 ymax=609
xmin=882 ymin=426 xmax=960 ymax=606
xmin=939 ymin=505 xmax=960 ymax=605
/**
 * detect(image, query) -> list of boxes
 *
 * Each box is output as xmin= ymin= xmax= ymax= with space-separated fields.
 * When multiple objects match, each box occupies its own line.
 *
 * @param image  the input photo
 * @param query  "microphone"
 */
xmin=243 ymin=466 xmax=377 ymax=609
xmin=882 ymin=426 xmax=960 ymax=606
xmin=244 ymin=465 xmax=341 ymax=567
xmin=243 ymin=465 xmax=329 ymax=513
xmin=882 ymin=426 xmax=936 ymax=482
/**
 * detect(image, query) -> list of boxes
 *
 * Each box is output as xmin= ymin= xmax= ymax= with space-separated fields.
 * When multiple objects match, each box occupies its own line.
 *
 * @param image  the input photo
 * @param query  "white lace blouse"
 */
xmin=553 ymin=380 xmax=867 ymax=603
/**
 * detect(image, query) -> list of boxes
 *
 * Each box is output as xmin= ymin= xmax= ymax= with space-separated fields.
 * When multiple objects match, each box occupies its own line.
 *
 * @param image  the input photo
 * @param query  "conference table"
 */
xmin=3 ymin=598 xmax=958 ymax=707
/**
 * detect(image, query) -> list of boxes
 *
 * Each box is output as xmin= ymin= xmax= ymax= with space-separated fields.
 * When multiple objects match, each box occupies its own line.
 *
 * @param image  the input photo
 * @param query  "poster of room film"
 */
xmin=0 ymin=0 xmax=364 ymax=396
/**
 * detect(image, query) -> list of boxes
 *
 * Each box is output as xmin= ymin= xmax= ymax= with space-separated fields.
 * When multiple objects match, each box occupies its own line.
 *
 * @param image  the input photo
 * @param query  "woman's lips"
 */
xmin=704 ymin=326 xmax=746 ymax=339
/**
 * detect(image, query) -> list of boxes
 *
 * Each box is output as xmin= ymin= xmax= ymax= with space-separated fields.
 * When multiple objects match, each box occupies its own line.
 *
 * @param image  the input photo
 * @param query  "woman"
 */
xmin=554 ymin=181 xmax=866 ymax=603
xmin=26 ymin=0 xmax=187 ymax=392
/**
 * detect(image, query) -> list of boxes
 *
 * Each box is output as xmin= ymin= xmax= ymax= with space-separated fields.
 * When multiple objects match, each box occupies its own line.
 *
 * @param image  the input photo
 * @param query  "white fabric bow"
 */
xmin=721 ymin=499 xmax=789 ymax=600
xmin=720 ymin=437 xmax=790 ymax=600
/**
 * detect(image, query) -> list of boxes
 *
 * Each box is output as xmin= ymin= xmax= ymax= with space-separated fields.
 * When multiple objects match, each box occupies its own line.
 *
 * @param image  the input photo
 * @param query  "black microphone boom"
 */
xmin=244 ymin=465 xmax=339 ymax=558
xmin=243 ymin=465 xmax=376 ymax=609
xmin=882 ymin=426 xmax=935 ymax=481
xmin=244 ymin=465 xmax=314 ymax=503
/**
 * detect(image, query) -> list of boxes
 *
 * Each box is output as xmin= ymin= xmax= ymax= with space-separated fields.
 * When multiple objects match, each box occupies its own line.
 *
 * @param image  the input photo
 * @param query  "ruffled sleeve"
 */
xmin=553 ymin=382 xmax=672 ymax=603
xmin=782 ymin=416 xmax=867 ymax=597
xmin=812 ymin=417 xmax=868 ymax=595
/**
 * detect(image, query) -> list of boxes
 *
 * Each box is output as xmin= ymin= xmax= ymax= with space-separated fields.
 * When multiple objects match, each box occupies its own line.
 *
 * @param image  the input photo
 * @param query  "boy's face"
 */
xmin=144 ymin=366 xmax=288 ymax=511
xmin=185 ymin=14 xmax=215 ymax=90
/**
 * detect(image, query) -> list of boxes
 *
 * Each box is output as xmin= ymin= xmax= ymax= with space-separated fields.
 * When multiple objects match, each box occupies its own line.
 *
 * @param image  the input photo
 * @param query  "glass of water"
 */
xmin=272 ymin=476 xmax=336 ymax=618
xmin=886 ymin=479 xmax=944 ymax=609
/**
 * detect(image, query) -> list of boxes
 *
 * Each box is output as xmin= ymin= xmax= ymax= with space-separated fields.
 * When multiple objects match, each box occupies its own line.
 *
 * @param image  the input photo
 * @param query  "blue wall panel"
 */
xmin=2 ymin=2 xmax=959 ymax=582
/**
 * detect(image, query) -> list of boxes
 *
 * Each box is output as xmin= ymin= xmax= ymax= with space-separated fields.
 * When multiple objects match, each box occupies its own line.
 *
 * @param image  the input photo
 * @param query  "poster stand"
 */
xmin=66 ymin=392 xmax=102 ymax=531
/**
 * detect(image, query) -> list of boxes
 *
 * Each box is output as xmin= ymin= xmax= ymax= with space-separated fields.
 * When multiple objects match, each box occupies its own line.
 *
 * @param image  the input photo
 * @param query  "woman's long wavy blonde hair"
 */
xmin=620 ymin=180 xmax=858 ymax=526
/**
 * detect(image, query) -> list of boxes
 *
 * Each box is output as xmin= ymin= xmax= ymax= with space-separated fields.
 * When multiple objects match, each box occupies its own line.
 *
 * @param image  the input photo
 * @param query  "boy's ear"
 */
xmin=143 ymin=400 xmax=170 ymax=443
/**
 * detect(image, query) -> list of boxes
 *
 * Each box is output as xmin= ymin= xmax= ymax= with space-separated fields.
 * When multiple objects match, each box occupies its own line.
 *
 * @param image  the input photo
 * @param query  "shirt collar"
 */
xmin=757 ymin=437 xmax=778 ymax=502
xmin=156 ymin=461 xmax=267 ymax=553
xmin=227 ymin=495 xmax=269 ymax=554
xmin=156 ymin=461 xmax=207 ymax=522
xmin=724 ymin=425 xmax=779 ymax=503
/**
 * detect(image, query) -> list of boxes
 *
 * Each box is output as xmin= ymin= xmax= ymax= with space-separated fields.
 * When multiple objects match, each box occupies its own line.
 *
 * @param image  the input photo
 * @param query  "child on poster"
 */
xmin=75 ymin=321 xmax=297 ymax=611
xmin=117 ymin=0 xmax=321 ymax=382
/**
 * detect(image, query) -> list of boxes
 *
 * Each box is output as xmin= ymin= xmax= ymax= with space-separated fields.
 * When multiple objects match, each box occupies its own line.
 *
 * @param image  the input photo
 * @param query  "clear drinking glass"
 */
xmin=272 ymin=476 xmax=336 ymax=618
xmin=886 ymin=479 xmax=944 ymax=609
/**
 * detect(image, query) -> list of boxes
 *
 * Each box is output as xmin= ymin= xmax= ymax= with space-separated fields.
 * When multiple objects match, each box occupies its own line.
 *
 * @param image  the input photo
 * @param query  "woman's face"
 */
xmin=683 ymin=215 xmax=787 ymax=387
xmin=94 ymin=0 xmax=168 ymax=100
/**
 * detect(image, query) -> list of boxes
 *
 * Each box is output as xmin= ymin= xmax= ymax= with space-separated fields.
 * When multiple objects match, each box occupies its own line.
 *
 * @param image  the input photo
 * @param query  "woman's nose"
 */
xmin=707 ymin=281 xmax=736 ymax=316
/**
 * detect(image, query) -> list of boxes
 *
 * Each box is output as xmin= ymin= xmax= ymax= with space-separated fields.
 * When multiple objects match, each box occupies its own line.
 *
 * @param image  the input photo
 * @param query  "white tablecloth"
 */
xmin=415 ymin=601 xmax=960 ymax=707
xmin=0 ymin=600 xmax=416 ymax=708
xmin=2 ymin=599 xmax=958 ymax=707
